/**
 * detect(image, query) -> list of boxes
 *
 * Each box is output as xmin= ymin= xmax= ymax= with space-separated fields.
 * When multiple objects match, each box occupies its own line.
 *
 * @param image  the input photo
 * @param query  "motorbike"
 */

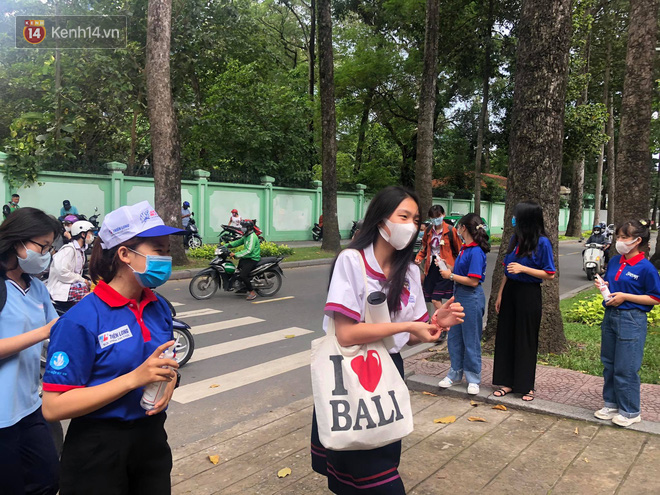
xmin=189 ymin=244 xmax=284 ymax=300
xmin=184 ymin=213 xmax=203 ymax=249
xmin=77 ymin=207 xmax=101 ymax=235
xmin=219 ymin=220 xmax=265 ymax=244
xmin=312 ymin=223 xmax=323 ymax=241
xmin=583 ymin=243 xmax=606 ymax=281
xmin=350 ymin=220 xmax=359 ymax=239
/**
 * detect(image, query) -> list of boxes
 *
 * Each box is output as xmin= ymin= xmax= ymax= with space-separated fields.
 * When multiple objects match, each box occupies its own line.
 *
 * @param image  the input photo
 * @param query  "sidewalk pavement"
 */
xmin=171 ymin=392 xmax=660 ymax=494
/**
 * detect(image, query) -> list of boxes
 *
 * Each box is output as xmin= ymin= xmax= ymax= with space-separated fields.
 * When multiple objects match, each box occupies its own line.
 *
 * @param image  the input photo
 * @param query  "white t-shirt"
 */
xmin=230 ymin=215 xmax=242 ymax=228
xmin=323 ymin=244 xmax=429 ymax=353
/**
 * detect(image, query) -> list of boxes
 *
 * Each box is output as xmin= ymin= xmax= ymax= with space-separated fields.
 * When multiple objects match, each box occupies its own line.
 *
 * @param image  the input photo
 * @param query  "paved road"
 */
xmin=161 ymin=241 xmax=591 ymax=449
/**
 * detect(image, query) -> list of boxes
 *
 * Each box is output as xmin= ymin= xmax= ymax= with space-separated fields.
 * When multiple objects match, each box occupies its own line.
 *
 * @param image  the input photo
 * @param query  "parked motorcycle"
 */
xmin=312 ymin=223 xmax=323 ymax=241
xmin=189 ymin=244 xmax=284 ymax=300
xmin=77 ymin=207 xmax=101 ymax=235
xmin=583 ymin=243 xmax=606 ymax=281
xmin=219 ymin=220 xmax=265 ymax=244
xmin=184 ymin=213 xmax=203 ymax=249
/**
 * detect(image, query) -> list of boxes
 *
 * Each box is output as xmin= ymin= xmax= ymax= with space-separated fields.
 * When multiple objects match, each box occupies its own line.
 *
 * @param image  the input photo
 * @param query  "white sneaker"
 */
xmin=438 ymin=377 xmax=453 ymax=388
xmin=467 ymin=383 xmax=480 ymax=395
xmin=594 ymin=407 xmax=619 ymax=420
xmin=611 ymin=414 xmax=641 ymax=427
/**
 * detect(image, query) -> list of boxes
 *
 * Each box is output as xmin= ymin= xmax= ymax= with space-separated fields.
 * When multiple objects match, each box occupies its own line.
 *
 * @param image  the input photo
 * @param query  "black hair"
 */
xmin=330 ymin=186 xmax=420 ymax=314
xmin=458 ymin=213 xmax=491 ymax=253
xmin=11 ymin=194 xmax=19 ymax=199
xmin=507 ymin=201 xmax=547 ymax=258
xmin=428 ymin=205 xmax=445 ymax=218
xmin=0 ymin=207 xmax=61 ymax=273
xmin=89 ymin=237 xmax=147 ymax=284
xmin=615 ymin=219 xmax=651 ymax=253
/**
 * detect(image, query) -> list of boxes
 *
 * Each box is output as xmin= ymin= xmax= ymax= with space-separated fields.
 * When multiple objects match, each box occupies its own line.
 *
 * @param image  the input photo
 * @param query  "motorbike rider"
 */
xmin=181 ymin=201 xmax=192 ymax=228
xmin=227 ymin=219 xmax=261 ymax=301
xmin=585 ymin=225 xmax=611 ymax=266
xmin=2 ymin=194 xmax=20 ymax=219
xmin=47 ymin=220 xmax=95 ymax=313
xmin=58 ymin=200 xmax=79 ymax=221
xmin=229 ymin=209 xmax=242 ymax=229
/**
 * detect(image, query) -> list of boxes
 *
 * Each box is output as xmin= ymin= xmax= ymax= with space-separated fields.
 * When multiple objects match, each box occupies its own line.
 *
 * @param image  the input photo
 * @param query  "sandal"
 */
xmin=522 ymin=390 xmax=535 ymax=402
xmin=493 ymin=388 xmax=511 ymax=397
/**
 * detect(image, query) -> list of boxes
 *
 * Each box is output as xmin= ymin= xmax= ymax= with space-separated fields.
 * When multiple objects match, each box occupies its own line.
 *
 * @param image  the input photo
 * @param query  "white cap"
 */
xmin=99 ymin=201 xmax=184 ymax=249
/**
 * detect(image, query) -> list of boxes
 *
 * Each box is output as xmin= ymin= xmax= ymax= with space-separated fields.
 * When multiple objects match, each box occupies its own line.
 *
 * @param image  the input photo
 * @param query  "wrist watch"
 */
xmin=449 ymin=273 xmax=454 ymax=281
xmin=174 ymin=370 xmax=181 ymax=389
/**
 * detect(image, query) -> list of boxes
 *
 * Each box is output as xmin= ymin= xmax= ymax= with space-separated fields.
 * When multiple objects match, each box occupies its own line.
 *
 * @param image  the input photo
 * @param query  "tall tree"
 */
xmin=415 ymin=0 xmax=440 ymax=218
xmin=474 ymin=0 xmax=494 ymax=217
xmin=606 ymin=92 xmax=616 ymax=224
xmin=146 ymin=0 xmax=186 ymax=264
xmin=594 ymin=37 xmax=612 ymax=225
xmin=613 ymin=0 xmax=659 ymax=227
xmin=484 ymin=0 xmax=572 ymax=354
xmin=318 ymin=0 xmax=340 ymax=251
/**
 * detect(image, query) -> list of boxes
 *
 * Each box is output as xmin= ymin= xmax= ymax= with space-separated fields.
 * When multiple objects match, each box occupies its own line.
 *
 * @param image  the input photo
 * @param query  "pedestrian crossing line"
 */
xmin=171 ymin=302 xmax=185 ymax=307
xmin=175 ymin=308 xmax=223 ymax=319
xmin=251 ymin=296 xmax=295 ymax=304
xmin=188 ymin=327 xmax=313 ymax=364
xmin=191 ymin=317 xmax=265 ymax=335
xmin=173 ymin=350 xmax=310 ymax=404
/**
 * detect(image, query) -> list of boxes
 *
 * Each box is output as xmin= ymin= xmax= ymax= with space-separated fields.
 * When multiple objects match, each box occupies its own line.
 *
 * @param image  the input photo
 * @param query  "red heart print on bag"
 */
xmin=351 ymin=350 xmax=382 ymax=392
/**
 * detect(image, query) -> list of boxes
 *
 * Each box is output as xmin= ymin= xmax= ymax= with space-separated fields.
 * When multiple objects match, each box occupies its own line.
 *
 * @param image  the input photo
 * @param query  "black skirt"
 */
xmin=311 ymin=353 xmax=406 ymax=494
xmin=423 ymin=256 xmax=454 ymax=302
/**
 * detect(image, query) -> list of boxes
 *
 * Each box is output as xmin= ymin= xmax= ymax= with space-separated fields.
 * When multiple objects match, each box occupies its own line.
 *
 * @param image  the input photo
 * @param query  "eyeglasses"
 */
xmin=27 ymin=239 xmax=54 ymax=255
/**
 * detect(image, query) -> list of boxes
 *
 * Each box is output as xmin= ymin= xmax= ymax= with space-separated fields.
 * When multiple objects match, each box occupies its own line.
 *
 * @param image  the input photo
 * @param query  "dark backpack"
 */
xmin=0 ymin=276 xmax=6 ymax=313
xmin=444 ymin=222 xmax=460 ymax=259
xmin=2 ymin=204 xmax=11 ymax=218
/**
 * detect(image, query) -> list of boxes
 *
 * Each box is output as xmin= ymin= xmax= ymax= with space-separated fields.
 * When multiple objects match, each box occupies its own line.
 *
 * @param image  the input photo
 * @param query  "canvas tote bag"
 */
xmin=311 ymin=250 xmax=414 ymax=451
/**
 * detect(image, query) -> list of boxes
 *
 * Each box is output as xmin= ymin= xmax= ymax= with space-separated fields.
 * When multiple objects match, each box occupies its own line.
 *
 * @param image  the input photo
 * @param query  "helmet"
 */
xmin=183 ymin=201 xmax=190 ymax=208
xmin=63 ymin=214 xmax=78 ymax=223
xmin=240 ymin=219 xmax=254 ymax=231
xmin=63 ymin=200 xmax=71 ymax=208
xmin=592 ymin=226 xmax=602 ymax=234
xmin=71 ymin=220 xmax=95 ymax=238
xmin=231 ymin=209 xmax=238 ymax=214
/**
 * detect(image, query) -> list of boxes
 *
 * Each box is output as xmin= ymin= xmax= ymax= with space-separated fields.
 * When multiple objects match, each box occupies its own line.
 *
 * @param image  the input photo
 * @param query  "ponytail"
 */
xmin=458 ymin=213 xmax=491 ymax=253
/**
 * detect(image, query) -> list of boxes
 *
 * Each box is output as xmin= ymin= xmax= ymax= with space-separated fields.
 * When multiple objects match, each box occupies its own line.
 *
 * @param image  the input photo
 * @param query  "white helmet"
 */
xmin=71 ymin=220 xmax=95 ymax=238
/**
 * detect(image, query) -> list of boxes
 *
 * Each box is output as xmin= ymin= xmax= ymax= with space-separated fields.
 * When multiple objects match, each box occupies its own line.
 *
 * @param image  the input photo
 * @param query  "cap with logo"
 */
xmin=99 ymin=201 xmax=185 ymax=249
xmin=231 ymin=209 xmax=238 ymax=214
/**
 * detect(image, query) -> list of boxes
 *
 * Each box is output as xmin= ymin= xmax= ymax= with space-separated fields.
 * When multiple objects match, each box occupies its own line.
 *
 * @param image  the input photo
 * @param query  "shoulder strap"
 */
xmin=446 ymin=224 xmax=459 ymax=259
xmin=0 ymin=276 xmax=7 ymax=313
xmin=351 ymin=249 xmax=369 ymax=320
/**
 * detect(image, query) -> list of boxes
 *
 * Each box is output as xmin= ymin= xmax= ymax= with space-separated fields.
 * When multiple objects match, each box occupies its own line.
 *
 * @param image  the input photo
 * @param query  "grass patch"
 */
xmin=173 ymin=259 xmax=209 ymax=271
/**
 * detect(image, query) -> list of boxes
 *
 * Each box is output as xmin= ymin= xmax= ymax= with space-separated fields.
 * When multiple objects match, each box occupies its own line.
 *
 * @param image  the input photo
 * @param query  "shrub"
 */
xmin=187 ymin=244 xmax=217 ymax=260
xmin=565 ymin=294 xmax=660 ymax=327
xmin=187 ymin=242 xmax=294 ymax=261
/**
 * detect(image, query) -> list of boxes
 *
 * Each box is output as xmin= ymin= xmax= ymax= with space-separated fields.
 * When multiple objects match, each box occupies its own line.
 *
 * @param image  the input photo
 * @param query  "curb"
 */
xmin=170 ymin=257 xmax=335 ymax=281
xmin=406 ymin=373 xmax=660 ymax=436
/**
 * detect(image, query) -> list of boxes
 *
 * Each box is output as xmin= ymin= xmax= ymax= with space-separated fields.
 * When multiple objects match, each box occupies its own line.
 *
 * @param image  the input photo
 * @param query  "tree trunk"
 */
xmin=484 ymin=0 xmax=571 ymax=355
xmin=474 ymin=0 xmax=494 ymax=217
xmin=308 ymin=0 xmax=316 ymax=171
xmin=318 ymin=0 xmax=340 ymax=252
xmin=613 ymin=0 xmax=658 ymax=229
xmin=128 ymin=105 xmax=139 ymax=176
xmin=146 ymin=0 xmax=186 ymax=265
xmin=415 ymin=0 xmax=440 ymax=219
xmin=594 ymin=39 xmax=612 ymax=226
xmin=566 ymin=157 xmax=585 ymax=236
xmin=606 ymin=92 xmax=616 ymax=225
xmin=483 ymin=109 xmax=491 ymax=174
xmin=355 ymin=91 xmax=373 ymax=171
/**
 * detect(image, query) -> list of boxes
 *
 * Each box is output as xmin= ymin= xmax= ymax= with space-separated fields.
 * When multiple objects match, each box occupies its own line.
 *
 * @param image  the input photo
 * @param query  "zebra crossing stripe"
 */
xmin=191 ymin=317 xmax=265 ymax=335
xmin=172 ymin=351 xmax=310 ymax=404
xmin=175 ymin=308 xmax=222 ymax=319
xmin=188 ymin=327 xmax=313 ymax=364
xmin=170 ymin=302 xmax=184 ymax=307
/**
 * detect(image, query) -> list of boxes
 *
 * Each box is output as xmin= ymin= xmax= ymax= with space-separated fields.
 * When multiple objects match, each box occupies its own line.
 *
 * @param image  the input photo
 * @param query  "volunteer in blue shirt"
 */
xmin=0 ymin=207 xmax=61 ymax=495
xmin=42 ymin=201 xmax=185 ymax=494
xmin=594 ymin=220 xmax=660 ymax=427
xmin=493 ymin=201 xmax=556 ymax=402
xmin=437 ymin=213 xmax=490 ymax=395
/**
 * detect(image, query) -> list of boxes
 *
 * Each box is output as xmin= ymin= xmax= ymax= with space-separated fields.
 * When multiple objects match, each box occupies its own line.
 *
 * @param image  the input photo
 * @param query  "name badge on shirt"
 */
xmin=98 ymin=325 xmax=133 ymax=349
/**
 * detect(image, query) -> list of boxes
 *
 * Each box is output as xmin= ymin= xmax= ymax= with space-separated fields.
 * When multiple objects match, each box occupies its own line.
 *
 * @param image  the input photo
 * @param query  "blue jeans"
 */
xmin=447 ymin=284 xmax=485 ymax=384
xmin=601 ymin=308 xmax=648 ymax=418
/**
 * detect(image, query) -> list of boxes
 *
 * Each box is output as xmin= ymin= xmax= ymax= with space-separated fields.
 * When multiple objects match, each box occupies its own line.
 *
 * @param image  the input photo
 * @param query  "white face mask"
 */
xmin=616 ymin=238 xmax=639 ymax=255
xmin=378 ymin=219 xmax=417 ymax=250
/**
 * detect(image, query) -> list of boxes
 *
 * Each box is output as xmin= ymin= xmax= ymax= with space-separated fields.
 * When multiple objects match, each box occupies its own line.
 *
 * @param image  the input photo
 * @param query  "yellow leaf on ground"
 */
xmin=208 ymin=455 xmax=220 ymax=465
xmin=422 ymin=391 xmax=438 ymax=397
xmin=210 ymin=384 xmax=220 ymax=389
xmin=584 ymin=458 xmax=589 ymax=463
xmin=538 ymin=360 xmax=549 ymax=365
xmin=434 ymin=416 xmax=456 ymax=424
xmin=468 ymin=417 xmax=487 ymax=422
xmin=470 ymin=400 xmax=479 ymax=407
xmin=277 ymin=467 xmax=292 ymax=478
xmin=574 ymin=427 xmax=579 ymax=435
xmin=492 ymin=404 xmax=507 ymax=411
xmin=284 ymin=335 xmax=296 ymax=339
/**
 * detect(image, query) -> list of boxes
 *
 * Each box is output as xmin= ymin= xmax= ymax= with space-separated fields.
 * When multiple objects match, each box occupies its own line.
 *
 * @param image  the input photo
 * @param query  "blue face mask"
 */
xmin=432 ymin=217 xmax=444 ymax=226
xmin=128 ymin=249 xmax=172 ymax=288
xmin=18 ymin=242 xmax=51 ymax=274
xmin=512 ymin=217 xmax=516 ymax=228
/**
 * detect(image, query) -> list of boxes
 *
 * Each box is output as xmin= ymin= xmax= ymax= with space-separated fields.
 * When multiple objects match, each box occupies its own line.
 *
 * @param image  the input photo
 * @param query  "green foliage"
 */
xmin=187 ymin=242 xmax=294 ymax=260
xmin=565 ymin=293 xmax=660 ymax=327
xmin=186 ymin=244 xmax=217 ymax=260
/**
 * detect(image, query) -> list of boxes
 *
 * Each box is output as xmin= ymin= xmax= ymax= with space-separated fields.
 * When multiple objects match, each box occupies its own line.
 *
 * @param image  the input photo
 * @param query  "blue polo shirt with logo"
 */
xmin=602 ymin=253 xmax=660 ymax=312
xmin=43 ymin=281 xmax=174 ymax=421
xmin=453 ymin=242 xmax=487 ymax=283
xmin=503 ymin=236 xmax=556 ymax=283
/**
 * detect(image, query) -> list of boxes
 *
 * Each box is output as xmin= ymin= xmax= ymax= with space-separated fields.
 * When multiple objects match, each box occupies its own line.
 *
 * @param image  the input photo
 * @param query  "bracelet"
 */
xmin=449 ymin=273 xmax=454 ymax=281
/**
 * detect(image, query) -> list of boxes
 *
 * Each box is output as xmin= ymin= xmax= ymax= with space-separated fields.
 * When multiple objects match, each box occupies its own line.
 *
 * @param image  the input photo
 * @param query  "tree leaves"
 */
xmin=434 ymin=416 xmax=456 ymax=424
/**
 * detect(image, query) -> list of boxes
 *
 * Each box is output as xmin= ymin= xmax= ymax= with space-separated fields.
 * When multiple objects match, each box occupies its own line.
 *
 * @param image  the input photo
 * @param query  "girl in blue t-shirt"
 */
xmin=493 ymin=201 xmax=556 ymax=401
xmin=0 ymin=207 xmax=61 ymax=495
xmin=594 ymin=220 xmax=660 ymax=427
xmin=436 ymin=213 xmax=489 ymax=395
